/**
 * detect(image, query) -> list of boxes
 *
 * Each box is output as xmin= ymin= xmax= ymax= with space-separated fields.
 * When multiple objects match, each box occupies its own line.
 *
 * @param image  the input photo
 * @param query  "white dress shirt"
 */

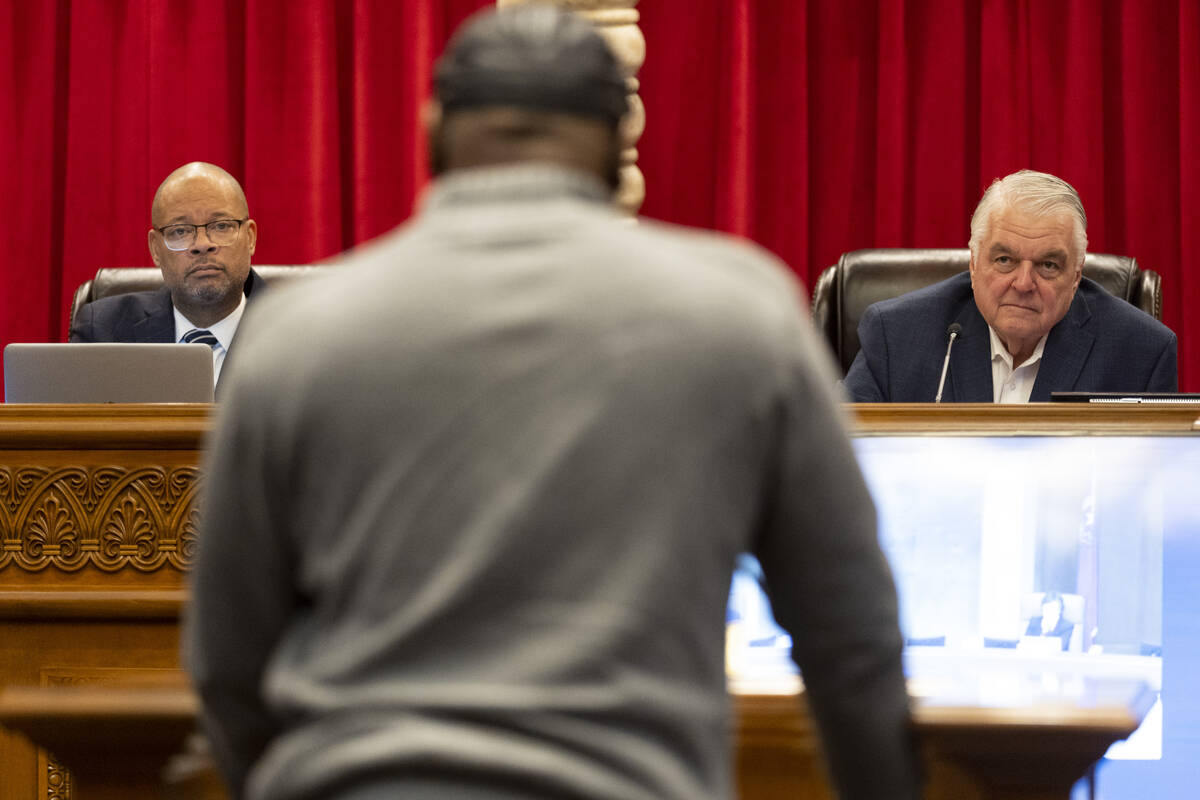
xmin=988 ymin=325 xmax=1047 ymax=404
xmin=174 ymin=294 xmax=247 ymax=385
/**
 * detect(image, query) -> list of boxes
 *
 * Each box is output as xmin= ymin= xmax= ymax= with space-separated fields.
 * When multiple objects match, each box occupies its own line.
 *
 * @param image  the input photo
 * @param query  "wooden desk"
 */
xmin=850 ymin=401 xmax=1200 ymax=434
xmin=734 ymin=678 xmax=1154 ymax=800
xmin=0 ymin=403 xmax=1188 ymax=799
xmin=0 ymin=678 xmax=1150 ymax=800
xmin=0 ymin=405 xmax=205 ymax=800
xmin=0 ymin=683 xmax=204 ymax=800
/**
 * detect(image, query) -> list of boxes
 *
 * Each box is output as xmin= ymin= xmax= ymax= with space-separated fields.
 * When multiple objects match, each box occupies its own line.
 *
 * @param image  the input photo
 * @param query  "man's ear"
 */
xmin=422 ymin=100 xmax=443 ymax=141
xmin=147 ymin=228 xmax=161 ymax=267
xmin=423 ymin=99 xmax=447 ymax=177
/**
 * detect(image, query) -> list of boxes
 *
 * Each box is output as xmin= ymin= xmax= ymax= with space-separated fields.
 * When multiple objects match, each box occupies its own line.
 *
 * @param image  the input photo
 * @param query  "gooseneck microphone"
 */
xmin=934 ymin=323 xmax=962 ymax=403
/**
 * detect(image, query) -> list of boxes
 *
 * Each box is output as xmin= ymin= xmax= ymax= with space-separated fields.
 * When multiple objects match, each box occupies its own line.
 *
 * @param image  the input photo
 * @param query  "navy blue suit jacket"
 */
xmin=69 ymin=269 xmax=269 ymax=393
xmin=69 ymin=269 xmax=268 ymax=344
xmin=843 ymin=272 xmax=1177 ymax=402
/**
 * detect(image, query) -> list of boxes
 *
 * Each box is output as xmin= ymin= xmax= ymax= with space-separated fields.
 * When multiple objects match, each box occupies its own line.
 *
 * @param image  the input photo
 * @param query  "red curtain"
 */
xmin=4 ymin=1 xmax=1198 ymax=390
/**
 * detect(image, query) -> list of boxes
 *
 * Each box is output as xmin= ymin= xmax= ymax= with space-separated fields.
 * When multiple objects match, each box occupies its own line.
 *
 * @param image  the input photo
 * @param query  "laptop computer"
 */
xmin=1050 ymin=392 xmax=1200 ymax=404
xmin=3 ymin=343 xmax=215 ymax=403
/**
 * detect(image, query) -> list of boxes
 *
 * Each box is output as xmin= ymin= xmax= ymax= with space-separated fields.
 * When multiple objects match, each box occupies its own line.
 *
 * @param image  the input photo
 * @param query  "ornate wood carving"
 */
xmin=496 ymin=0 xmax=645 ymax=214
xmin=0 ymin=466 xmax=200 ymax=573
xmin=46 ymin=757 xmax=70 ymax=800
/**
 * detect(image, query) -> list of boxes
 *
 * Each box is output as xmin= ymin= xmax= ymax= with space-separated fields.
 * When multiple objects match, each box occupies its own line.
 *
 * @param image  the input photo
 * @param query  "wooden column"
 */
xmin=496 ymin=0 xmax=646 ymax=214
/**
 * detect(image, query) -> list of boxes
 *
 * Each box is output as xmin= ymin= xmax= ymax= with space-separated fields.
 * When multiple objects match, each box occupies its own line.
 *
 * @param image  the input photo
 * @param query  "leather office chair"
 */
xmin=67 ymin=264 xmax=329 ymax=339
xmin=810 ymin=248 xmax=1164 ymax=375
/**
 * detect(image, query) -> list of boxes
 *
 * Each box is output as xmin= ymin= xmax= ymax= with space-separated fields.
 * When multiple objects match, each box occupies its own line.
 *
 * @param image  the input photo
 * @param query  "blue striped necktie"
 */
xmin=182 ymin=328 xmax=220 ymax=349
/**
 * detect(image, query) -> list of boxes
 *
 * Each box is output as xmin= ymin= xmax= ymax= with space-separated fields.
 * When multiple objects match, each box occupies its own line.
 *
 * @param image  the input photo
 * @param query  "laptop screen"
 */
xmin=1051 ymin=392 xmax=1200 ymax=403
xmin=3 ymin=343 xmax=215 ymax=403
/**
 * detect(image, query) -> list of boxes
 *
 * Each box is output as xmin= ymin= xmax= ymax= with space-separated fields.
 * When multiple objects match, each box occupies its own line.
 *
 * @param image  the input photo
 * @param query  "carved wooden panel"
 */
xmin=0 ymin=405 xmax=208 ymax=800
xmin=0 ymin=466 xmax=200 ymax=573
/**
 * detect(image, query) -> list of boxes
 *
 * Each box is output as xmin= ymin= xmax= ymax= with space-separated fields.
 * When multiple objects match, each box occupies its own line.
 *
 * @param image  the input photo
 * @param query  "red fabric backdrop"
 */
xmin=3 ymin=0 xmax=1198 ymax=389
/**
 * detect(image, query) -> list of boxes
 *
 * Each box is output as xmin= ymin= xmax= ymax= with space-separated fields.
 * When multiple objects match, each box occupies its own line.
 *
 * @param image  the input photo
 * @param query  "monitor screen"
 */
xmin=727 ymin=434 xmax=1200 ymax=798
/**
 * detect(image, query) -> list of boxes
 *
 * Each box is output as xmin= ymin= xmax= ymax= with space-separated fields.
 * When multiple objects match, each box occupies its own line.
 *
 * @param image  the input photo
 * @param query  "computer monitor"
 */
xmin=728 ymin=423 xmax=1200 ymax=799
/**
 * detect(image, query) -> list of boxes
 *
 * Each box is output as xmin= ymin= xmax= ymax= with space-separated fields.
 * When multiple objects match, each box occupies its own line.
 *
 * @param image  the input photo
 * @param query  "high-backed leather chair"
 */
xmin=67 ymin=265 xmax=329 ymax=339
xmin=810 ymin=248 xmax=1164 ymax=375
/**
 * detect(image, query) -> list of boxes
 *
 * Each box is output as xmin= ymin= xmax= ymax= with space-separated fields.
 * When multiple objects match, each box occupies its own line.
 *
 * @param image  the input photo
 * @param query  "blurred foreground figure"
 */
xmin=185 ymin=6 xmax=919 ymax=800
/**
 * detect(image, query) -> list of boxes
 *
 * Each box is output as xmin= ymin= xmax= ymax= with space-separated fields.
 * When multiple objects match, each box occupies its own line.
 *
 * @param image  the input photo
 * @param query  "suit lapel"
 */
xmin=1030 ymin=293 xmax=1095 ymax=401
xmin=947 ymin=304 xmax=994 ymax=402
xmin=131 ymin=288 xmax=176 ymax=343
xmin=214 ymin=269 xmax=266 ymax=397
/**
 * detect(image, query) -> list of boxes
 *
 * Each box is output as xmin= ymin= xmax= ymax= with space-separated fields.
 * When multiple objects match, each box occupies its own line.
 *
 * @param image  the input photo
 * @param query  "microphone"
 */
xmin=934 ymin=323 xmax=962 ymax=403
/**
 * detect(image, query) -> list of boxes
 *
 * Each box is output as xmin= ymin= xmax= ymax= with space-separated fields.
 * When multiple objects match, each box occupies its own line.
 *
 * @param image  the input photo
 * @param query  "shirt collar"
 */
xmin=987 ymin=325 xmax=1048 ymax=370
xmin=174 ymin=293 xmax=247 ymax=351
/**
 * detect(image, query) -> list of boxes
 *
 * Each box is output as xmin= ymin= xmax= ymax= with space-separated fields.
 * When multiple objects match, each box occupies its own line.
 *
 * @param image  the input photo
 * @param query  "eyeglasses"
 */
xmin=156 ymin=219 xmax=247 ymax=251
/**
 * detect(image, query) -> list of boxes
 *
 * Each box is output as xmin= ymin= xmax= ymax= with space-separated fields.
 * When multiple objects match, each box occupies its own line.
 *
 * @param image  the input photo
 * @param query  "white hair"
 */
xmin=968 ymin=170 xmax=1088 ymax=267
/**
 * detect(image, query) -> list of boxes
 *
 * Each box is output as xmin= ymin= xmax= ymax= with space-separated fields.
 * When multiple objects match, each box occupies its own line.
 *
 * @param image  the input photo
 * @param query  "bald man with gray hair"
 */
xmin=187 ymin=6 xmax=919 ymax=800
xmin=845 ymin=169 xmax=1176 ymax=402
xmin=70 ymin=161 xmax=267 ymax=386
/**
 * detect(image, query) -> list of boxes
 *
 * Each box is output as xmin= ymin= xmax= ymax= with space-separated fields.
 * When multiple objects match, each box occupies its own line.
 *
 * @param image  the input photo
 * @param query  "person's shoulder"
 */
xmin=866 ymin=271 xmax=974 ymax=319
xmin=228 ymin=244 xmax=401 ymax=368
xmin=82 ymin=287 xmax=168 ymax=313
xmin=623 ymin=217 xmax=802 ymax=304
xmin=237 ymin=263 xmax=353 ymax=336
xmin=74 ymin=288 xmax=169 ymax=326
xmin=628 ymin=219 xmax=849 ymax=377
xmin=1075 ymin=278 xmax=1175 ymax=342
xmin=632 ymin=219 xmax=813 ymax=332
xmin=632 ymin=217 xmax=785 ymax=267
xmin=616 ymin=219 xmax=846 ymax=394
xmin=69 ymin=288 xmax=170 ymax=342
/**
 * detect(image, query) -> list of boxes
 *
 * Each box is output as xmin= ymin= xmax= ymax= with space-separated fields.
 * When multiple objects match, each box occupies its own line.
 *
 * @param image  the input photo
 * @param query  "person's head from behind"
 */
xmin=428 ymin=4 xmax=628 ymax=191
xmin=148 ymin=162 xmax=257 ymax=328
xmin=967 ymin=169 xmax=1087 ymax=365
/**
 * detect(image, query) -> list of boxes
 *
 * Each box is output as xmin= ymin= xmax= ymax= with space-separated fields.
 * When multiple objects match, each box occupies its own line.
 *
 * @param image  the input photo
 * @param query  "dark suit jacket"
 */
xmin=1024 ymin=616 xmax=1076 ymax=649
xmin=69 ymin=269 xmax=268 ymax=344
xmin=68 ymin=269 xmax=269 ymax=392
xmin=843 ymin=272 xmax=1177 ymax=402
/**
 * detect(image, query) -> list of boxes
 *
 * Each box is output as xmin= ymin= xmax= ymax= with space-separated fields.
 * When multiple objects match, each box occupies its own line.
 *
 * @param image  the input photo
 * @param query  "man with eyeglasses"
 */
xmin=69 ymin=161 xmax=265 ymax=386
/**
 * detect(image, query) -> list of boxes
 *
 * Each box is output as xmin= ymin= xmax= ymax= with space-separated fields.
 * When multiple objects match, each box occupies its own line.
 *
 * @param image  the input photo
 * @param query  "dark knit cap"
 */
xmin=435 ymin=4 xmax=628 ymax=124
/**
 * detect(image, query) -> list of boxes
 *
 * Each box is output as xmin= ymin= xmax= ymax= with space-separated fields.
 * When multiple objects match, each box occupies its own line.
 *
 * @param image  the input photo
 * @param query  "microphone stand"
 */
xmin=934 ymin=323 xmax=962 ymax=403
